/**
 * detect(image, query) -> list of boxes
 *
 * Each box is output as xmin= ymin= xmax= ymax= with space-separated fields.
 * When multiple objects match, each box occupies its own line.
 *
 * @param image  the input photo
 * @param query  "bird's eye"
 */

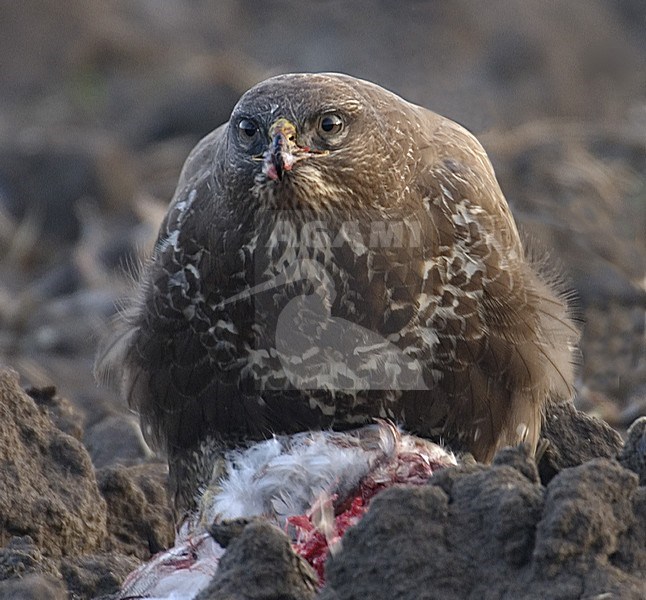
xmin=317 ymin=113 xmax=344 ymax=136
xmin=238 ymin=118 xmax=259 ymax=139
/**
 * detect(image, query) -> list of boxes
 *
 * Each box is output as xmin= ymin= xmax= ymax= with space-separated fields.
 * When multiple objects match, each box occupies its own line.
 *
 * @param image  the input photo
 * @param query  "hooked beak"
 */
xmin=266 ymin=118 xmax=297 ymax=181
xmin=261 ymin=118 xmax=328 ymax=181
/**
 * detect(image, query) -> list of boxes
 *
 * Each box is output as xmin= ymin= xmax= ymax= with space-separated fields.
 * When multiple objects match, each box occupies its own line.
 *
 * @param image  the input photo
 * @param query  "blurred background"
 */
xmin=0 ymin=0 xmax=644 ymax=467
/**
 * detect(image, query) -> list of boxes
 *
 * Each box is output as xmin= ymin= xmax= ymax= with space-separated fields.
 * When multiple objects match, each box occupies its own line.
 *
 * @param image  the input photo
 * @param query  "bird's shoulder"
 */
xmin=159 ymin=124 xmax=228 ymax=238
xmin=407 ymin=108 xmax=521 ymax=255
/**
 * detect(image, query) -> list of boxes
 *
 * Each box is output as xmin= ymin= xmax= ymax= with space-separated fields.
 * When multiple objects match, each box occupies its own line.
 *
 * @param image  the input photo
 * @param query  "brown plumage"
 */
xmin=98 ymin=73 xmax=578 ymax=514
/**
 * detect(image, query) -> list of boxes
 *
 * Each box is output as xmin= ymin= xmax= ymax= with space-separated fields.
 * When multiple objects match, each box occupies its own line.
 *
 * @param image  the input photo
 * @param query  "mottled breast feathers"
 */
xmin=97 ymin=73 xmax=578 ymax=514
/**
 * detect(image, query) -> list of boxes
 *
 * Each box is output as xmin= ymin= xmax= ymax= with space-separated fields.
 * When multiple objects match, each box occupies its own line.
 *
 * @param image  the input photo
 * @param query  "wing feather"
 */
xmin=403 ymin=110 xmax=578 ymax=460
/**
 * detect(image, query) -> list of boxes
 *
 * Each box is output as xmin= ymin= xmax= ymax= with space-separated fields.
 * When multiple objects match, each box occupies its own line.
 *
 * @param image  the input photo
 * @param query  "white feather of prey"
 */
xmin=122 ymin=422 xmax=456 ymax=599
xmin=195 ymin=422 xmax=403 ymax=529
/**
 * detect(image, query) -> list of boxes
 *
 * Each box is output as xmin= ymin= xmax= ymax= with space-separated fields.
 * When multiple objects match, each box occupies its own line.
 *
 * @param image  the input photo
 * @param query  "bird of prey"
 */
xmin=98 ymin=73 xmax=578 ymax=515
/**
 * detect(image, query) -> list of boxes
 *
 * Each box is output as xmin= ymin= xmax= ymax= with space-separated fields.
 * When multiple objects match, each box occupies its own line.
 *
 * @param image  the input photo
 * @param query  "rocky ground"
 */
xmin=1 ymin=369 xmax=644 ymax=599
xmin=0 ymin=1 xmax=645 ymax=598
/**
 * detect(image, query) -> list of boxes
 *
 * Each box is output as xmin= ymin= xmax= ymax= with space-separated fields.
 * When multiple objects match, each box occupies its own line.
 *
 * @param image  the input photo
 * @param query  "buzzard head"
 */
xmin=224 ymin=73 xmax=417 ymax=211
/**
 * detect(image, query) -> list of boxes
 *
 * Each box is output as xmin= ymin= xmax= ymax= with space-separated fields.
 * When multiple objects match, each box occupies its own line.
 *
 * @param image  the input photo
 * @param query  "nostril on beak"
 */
xmin=262 ymin=118 xmax=324 ymax=181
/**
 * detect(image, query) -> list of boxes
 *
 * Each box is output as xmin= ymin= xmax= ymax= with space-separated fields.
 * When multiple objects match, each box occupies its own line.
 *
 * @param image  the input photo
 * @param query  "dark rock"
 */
xmin=619 ymin=417 xmax=646 ymax=485
xmin=321 ymin=450 xmax=646 ymax=600
xmin=620 ymin=390 xmax=646 ymax=429
xmin=492 ymin=443 xmax=541 ymax=483
xmin=60 ymin=553 xmax=140 ymax=599
xmin=97 ymin=463 xmax=174 ymax=559
xmin=0 ymin=573 xmax=66 ymax=600
xmin=0 ymin=369 xmax=107 ymax=557
xmin=538 ymin=401 xmax=624 ymax=483
xmin=197 ymin=520 xmax=318 ymax=600
xmin=535 ymin=459 xmax=636 ymax=574
xmin=208 ymin=518 xmax=254 ymax=549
